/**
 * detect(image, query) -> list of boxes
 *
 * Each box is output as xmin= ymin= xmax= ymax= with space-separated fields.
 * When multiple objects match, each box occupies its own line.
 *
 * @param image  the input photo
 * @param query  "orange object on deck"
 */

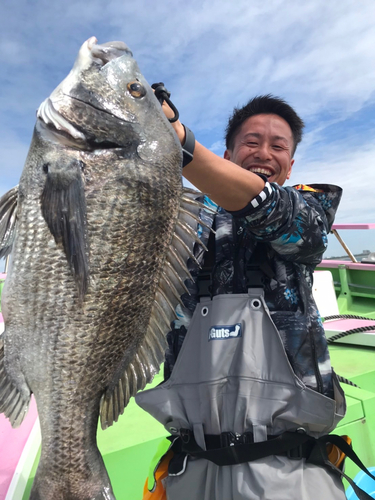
xmin=142 ymin=450 xmax=174 ymax=499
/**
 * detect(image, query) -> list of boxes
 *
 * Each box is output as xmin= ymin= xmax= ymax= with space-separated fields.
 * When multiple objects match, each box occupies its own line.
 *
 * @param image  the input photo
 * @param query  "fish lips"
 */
xmin=37 ymin=96 xmax=144 ymax=154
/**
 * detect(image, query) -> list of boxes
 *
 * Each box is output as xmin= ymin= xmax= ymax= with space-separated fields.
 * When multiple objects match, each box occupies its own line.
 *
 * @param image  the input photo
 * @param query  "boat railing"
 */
xmin=318 ymin=224 xmax=375 ymax=318
xmin=326 ymin=223 xmax=375 ymax=263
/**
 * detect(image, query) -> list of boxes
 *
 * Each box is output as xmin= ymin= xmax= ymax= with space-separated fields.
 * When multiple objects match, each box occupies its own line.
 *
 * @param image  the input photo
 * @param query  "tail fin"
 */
xmin=29 ymin=449 xmax=115 ymax=500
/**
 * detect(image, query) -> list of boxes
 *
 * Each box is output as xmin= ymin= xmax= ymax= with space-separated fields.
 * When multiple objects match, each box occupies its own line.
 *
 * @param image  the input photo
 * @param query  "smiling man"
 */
xmin=137 ymin=95 xmax=347 ymax=500
xmin=224 ymin=110 xmax=296 ymax=184
xmin=181 ymin=95 xmax=301 ymax=210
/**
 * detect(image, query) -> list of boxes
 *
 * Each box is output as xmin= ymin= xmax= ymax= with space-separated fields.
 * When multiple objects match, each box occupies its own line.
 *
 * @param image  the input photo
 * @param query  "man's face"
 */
xmin=224 ymin=114 xmax=295 ymax=186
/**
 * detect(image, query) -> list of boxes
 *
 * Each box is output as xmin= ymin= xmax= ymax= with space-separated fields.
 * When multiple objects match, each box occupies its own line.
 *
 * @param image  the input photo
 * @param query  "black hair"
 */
xmin=225 ymin=94 xmax=304 ymax=157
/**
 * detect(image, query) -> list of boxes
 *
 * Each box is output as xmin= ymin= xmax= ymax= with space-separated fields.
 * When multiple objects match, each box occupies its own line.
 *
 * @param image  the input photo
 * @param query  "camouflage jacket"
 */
xmin=165 ymin=180 xmax=342 ymax=398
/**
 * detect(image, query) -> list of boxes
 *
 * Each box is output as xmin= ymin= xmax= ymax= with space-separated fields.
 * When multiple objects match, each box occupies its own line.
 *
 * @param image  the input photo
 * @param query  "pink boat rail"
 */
xmin=1 ymin=275 xmax=38 ymax=499
xmin=0 ymin=398 xmax=38 ymax=500
xmin=319 ymin=260 xmax=375 ymax=270
xmin=331 ymin=223 xmax=375 ymax=230
xmin=324 ymin=318 xmax=375 ymax=332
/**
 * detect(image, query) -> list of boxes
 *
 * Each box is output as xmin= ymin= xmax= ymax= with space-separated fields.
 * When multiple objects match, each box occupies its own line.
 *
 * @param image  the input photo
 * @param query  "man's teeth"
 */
xmin=249 ymin=167 xmax=273 ymax=177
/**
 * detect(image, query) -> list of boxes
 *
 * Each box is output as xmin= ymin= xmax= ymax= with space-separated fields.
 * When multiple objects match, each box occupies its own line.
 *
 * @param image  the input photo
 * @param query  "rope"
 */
xmin=327 ymin=325 xmax=375 ymax=343
xmin=323 ymin=314 xmax=372 ymax=322
xmin=323 ymin=318 xmax=371 ymax=389
xmin=336 ymin=375 xmax=360 ymax=388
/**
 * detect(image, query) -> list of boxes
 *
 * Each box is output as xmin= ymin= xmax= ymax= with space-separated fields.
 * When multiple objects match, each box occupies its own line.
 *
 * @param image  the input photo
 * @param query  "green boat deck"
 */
xmin=318 ymin=261 xmax=375 ymax=319
xmin=330 ymin=345 xmax=375 ymax=486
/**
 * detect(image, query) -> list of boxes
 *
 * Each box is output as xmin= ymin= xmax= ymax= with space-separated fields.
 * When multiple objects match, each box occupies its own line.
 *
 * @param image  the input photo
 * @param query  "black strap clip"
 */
xmin=287 ymin=427 xmax=307 ymax=460
xmin=286 ymin=443 xmax=304 ymax=460
xmin=151 ymin=82 xmax=180 ymax=123
xmin=180 ymin=428 xmax=191 ymax=444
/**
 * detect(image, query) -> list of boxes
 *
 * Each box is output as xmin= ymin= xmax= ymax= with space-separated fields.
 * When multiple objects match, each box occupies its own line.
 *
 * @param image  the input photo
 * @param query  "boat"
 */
xmin=314 ymin=223 xmax=375 ymax=498
xmin=1 ymin=223 xmax=374 ymax=500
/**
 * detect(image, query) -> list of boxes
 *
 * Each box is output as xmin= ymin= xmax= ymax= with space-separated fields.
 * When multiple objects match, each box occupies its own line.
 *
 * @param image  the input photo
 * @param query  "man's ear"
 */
xmin=224 ymin=149 xmax=231 ymax=160
xmin=286 ymin=159 xmax=295 ymax=180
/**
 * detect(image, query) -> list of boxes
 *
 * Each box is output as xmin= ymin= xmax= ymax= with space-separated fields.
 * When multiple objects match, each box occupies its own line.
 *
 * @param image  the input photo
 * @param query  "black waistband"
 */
xmin=202 ymin=430 xmax=314 ymax=459
xmin=170 ymin=429 xmax=375 ymax=500
xmin=172 ymin=428 xmax=314 ymax=465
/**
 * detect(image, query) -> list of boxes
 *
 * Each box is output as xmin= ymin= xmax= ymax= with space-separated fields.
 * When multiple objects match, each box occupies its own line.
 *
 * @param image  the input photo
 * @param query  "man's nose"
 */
xmin=254 ymin=143 xmax=272 ymax=160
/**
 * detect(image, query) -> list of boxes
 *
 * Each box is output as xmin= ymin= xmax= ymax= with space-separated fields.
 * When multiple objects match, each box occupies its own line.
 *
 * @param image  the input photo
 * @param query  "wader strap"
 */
xmin=172 ymin=430 xmax=375 ymax=499
xmin=172 ymin=429 xmax=314 ymax=466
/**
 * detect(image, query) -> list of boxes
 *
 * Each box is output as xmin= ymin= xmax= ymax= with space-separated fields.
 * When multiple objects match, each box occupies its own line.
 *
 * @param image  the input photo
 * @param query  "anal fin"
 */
xmin=0 ymin=334 xmax=31 ymax=428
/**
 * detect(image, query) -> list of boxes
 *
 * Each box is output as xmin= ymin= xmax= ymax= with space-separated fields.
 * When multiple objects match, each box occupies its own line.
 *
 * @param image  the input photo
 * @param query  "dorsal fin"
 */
xmin=0 ymin=186 xmax=19 ymax=259
xmin=99 ymin=189 xmax=216 ymax=429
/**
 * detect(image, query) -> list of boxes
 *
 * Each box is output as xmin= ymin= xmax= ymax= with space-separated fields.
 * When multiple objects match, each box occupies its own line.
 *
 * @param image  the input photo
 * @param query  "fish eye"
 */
xmin=127 ymin=81 xmax=146 ymax=98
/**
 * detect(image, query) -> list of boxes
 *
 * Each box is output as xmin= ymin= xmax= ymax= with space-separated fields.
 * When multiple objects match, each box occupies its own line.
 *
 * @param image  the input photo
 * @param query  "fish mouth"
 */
xmin=37 ymin=98 xmax=136 ymax=152
xmin=37 ymin=97 xmax=87 ymax=142
xmin=36 ymin=118 xmax=126 ymax=152
xmin=87 ymin=37 xmax=133 ymax=66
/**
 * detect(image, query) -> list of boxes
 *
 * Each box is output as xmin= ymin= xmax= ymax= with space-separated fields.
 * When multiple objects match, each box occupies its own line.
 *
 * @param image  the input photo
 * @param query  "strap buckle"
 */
xmin=286 ymin=427 xmax=308 ymax=460
xmin=220 ymin=431 xmax=253 ymax=447
xmin=180 ymin=428 xmax=191 ymax=444
xmin=286 ymin=443 xmax=304 ymax=460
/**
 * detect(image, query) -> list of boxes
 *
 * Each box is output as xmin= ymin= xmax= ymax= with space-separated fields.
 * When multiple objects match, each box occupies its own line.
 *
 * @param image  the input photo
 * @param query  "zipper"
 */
xmin=232 ymin=219 xmax=244 ymax=293
xmin=310 ymin=333 xmax=324 ymax=393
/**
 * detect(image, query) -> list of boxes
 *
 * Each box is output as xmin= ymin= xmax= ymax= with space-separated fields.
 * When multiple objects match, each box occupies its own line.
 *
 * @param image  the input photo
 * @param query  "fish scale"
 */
xmin=0 ymin=37 xmax=207 ymax=499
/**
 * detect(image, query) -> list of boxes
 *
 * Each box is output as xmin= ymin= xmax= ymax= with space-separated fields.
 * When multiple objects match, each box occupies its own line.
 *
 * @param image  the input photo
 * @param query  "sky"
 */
xmin=1 ymin=0 xmax=375 ymax=258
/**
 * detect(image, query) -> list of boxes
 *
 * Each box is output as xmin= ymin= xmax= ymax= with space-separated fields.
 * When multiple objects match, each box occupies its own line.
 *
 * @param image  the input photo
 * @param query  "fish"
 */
xmin=0 ymin=37 xmax=206 ymax=500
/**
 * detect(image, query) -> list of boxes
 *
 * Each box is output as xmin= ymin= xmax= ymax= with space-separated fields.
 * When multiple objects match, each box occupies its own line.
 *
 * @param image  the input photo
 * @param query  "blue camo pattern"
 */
xmin=165 ymin=183 xmax=342 ymax=397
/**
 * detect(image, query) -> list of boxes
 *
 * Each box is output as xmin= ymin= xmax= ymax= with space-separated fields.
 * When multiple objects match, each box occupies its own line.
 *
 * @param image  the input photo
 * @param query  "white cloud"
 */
xmin=103 ymin=0 xmax=375 ymax=130
xmin=294 ymin=146 xmax=375 ymax=224
xmin=209 ymin=140 xmax=225 ymax=154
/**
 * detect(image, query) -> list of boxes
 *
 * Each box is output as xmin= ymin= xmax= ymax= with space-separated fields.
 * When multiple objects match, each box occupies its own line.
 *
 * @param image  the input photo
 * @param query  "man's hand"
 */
xmin=161 ymin=99 xmax=186 ymax=144
xmin=151 ymin=83 xmax=186 ymax=144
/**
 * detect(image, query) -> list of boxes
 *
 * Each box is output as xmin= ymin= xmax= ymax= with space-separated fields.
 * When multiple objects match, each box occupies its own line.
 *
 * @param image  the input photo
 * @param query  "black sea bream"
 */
xmin=0 ymin=37 xmax=204 ymax=499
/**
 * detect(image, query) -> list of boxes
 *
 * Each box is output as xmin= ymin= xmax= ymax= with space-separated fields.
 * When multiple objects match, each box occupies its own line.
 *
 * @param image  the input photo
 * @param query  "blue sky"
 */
xmin=1 ymin=0 xmax=375 ymax=257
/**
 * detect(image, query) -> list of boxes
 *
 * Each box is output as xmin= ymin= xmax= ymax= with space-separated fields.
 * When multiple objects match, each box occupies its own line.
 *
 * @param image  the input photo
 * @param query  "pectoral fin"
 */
xmin=41 ymin=159 xmax=89 ymax=299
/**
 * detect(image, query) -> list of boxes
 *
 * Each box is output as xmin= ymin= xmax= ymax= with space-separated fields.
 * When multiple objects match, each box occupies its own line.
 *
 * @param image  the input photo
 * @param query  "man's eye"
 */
xmin=247 ymin=142 xmax=258 ymax=146
xmin=273 ymin=145 xmax=283 ymax=150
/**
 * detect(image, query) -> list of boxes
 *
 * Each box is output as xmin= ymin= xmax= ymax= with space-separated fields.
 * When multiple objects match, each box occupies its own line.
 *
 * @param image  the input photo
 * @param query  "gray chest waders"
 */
xmin=136 ymin=290 xmax=350 ymax=500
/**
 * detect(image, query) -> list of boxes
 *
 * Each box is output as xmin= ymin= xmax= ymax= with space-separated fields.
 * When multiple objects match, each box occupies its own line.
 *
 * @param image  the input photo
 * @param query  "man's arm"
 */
xmin=183 ymin=142 xmax=265 ymax=212
xmin=237 ymin=184 xmax=342 ymax=265
xmin=166 ymin=111 xmax=265 ymax=212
